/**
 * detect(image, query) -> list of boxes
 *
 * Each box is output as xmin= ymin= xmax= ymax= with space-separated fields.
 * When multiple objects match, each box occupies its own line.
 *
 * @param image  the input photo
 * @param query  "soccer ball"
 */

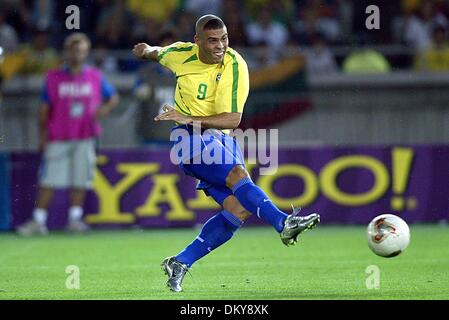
xmin=367 ymin=214 xmax=410 ymax=258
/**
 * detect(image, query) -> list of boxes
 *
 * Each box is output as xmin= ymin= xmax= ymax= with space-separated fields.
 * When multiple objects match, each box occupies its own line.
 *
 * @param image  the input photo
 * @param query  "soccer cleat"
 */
xmin=16 ymin=220 xmax=48 ymax=236
xmin=280 ymin=207 xmax=320 ymax=246
xmin=67 ymin=220 xmax=90 ymax=233
xmin=161 ymin=256 xmax=189 ymax=292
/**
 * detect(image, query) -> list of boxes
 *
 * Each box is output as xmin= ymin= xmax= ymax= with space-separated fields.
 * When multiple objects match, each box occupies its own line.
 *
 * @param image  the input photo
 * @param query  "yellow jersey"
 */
xmin=157 ymin=42 xmax=249 ymax=118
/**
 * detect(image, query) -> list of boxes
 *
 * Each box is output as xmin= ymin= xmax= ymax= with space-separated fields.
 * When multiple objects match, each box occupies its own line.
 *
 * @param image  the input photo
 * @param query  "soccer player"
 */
xmin=132 ymin=15 xmax=320 ymax=292
xmin=17 ymin=33 xmax=119 ymax=235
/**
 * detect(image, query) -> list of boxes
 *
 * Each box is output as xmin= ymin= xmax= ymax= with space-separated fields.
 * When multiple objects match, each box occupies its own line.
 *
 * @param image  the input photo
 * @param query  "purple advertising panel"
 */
xmin=10 ymin=145 xmax=449 ymax=229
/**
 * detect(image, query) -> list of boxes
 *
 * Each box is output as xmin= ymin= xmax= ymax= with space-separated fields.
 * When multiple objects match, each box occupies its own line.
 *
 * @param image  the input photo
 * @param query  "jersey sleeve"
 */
xmin=40 ymin=86 xmax=50 ymax=104
xmin=100 ymin=74 xmax=117 ymax=100
xmin=40 ymin=74 xmax=50 ymax=105
xmin=215 ymin=52 xmax=249 ymax=114
xmin=157 ymin=42 xmax=194 ymax=74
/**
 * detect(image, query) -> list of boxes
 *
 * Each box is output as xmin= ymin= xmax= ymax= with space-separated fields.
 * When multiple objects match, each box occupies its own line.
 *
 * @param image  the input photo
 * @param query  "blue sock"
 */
xmin=176 ymin=210 xmax=242 ymax=267
xmin=232 ymin=177 xmax=287 ymax=233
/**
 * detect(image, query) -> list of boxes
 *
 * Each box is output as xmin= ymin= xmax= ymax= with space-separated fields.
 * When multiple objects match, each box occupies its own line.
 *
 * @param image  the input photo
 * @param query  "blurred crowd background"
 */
xmin=2 ymin=0 xmax=449 ymax=76
xmin=2 ymin=0 xmax=449 ymax=150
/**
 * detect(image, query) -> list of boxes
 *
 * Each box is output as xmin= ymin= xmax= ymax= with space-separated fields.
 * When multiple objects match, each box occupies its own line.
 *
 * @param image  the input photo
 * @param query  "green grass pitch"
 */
xmin=0 ymin=225 xmax=448 ymax=300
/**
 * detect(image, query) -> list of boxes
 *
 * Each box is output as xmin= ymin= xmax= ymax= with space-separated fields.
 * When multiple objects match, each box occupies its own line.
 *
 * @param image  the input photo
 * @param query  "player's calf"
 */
xmin=229 ymin=174 xmax=287 ymax=232
xmin=228 ymin=166 xmax=321 ymax=241
xmin=223 ymin=195 xmax=251 ymax=222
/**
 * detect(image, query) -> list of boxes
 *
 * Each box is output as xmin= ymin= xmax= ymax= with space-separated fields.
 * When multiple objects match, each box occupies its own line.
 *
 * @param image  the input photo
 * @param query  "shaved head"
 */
xmin=194 ymin=14 xmax=228 ymax=64
xmin=195 ymin=14 xmax=226 ymax=36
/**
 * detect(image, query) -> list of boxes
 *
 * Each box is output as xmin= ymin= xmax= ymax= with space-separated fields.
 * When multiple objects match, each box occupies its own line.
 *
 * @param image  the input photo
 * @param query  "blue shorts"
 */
xmin=170 ymin=124 xmax=245 ymax=206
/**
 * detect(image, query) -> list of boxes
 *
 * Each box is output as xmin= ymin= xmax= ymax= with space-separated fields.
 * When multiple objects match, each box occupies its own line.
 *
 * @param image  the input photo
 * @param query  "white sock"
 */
xmin=33 ymin=208 xmax=48 ymax=225
xmin=69 ymin=206 xmax=83 ymax=221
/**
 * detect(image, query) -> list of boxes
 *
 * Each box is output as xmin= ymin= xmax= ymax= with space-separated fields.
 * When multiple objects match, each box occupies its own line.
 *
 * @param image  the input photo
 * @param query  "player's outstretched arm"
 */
xmin=132 ymin=43 xmax=162 ymax=61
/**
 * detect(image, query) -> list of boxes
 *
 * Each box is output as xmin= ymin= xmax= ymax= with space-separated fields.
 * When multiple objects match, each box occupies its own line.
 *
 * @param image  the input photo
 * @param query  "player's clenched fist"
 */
xmin=132 ymin=43 xmax=152 ymax=59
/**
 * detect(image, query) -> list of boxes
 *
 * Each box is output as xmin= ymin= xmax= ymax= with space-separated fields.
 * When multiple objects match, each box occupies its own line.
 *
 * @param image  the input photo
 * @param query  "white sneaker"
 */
xmin=67 ymin=220 xmax=90 ymax=233
xmin=16 ymin=220 xmax=48 ymax=236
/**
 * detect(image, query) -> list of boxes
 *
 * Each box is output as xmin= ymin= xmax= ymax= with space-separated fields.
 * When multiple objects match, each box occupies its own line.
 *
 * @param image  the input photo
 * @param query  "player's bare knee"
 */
xmin=235 ymin=210 xmax=251 ymax=221
xmin=226 ymin=165 xmax=250 ymax=189
xmin=229 ymin=207 xmax=251 ymax=221
xmin=223 ymin=196 xmax=251 ymax=222
xmin=228 ymin=207 xmax=251 ymax=222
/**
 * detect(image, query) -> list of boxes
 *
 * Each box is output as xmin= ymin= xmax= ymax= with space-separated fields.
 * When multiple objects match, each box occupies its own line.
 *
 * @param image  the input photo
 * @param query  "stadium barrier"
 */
xmin=2 ymin=71 xmax=449 ymax=150
xmin=0 ymin=153 xmax=11 ymax=230
xmin=5 ymin=145 xmax=449 ymax=231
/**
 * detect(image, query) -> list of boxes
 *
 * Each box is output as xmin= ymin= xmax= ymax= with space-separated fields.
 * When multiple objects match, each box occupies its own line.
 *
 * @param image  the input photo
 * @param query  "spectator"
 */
xmin=19 ymin=27 xmax=60 ymax=75
xmin=404 ymin=0 xmax=448 ymax=52
xmin=336 ymin=0 xmax=354 ymax=42
xmin=96 ymin=0 xmax=135 ymax=49
xmin=303 ymin=32 xmax=338 ymax=75
xmin=126 ymin=0 xmax=178 ymax=24
xmin=173 ymin=11 xmax=196 ymax=42
xmin=16 ymin=33 xmax=119 ymax=236
xmin=183 ymin=0 xmax=223 ymax=17
xmin=92 ymin=42 xmax=119 ymax=74
xmin=2 ymin=0 xmax=33 ymax=42
xmin=433 ymin=0 xmax=449 ymax=18
xmin=246 ymin=6 xmax=289 ymax=65
xmin=84 ymin=0 xmax=111 ymax=39
xmin=267 ymin=0 xmax=296 ymax=26
xmin=245 ymin=0 xmax=294 ymax=25
xmin=392 ymin=1 xmax=415 ymax=45
xmin=343 ymin=36 xmax=391 ymax=74
xmin=294 ymin=0 xmax=341 ymax=44
xmin=414 ymin=24 xmax=449 ymax=71
xmin=31 ymin=0 xmax=54 ymax=31
xmin=0 ymin=10 xmax=19 ymax=53
xmin=133 ymin=17 xmax=165 ymax=47
xmin=402 ymin=0 xmax=421 ymax=14
xmin=222 ymin=0 xmax=249 ymax=47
